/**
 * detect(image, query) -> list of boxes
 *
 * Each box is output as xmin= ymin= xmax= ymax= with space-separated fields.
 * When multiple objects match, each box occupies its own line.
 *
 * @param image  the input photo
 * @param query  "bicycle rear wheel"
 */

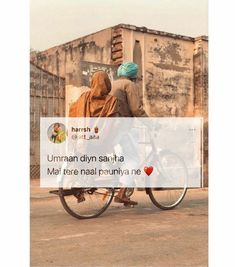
xmin=59 ymin=188 xmax=114 ymax=219
xmin=148 ymin=150 xmax=187 ymax=210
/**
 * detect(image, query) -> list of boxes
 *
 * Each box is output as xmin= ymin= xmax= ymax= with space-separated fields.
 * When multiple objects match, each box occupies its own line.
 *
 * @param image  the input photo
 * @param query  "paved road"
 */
xmin=31 ymin=189 xmax=208 ymax=267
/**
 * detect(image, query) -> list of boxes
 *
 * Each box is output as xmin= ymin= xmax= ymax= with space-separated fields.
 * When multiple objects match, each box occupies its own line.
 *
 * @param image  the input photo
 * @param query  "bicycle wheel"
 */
xmin=59 ymin=187 xmax=115 ymax=219
xmin=148 ymin=150 xmax=188 ymax=210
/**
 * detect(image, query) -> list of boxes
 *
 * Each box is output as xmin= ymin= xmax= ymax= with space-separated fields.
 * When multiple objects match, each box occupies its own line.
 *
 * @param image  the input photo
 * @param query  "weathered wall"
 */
xmin=30 ymin=28 xmax=113 ymax=87
xmin=30 ymin=62 xmax=65 ymax=178
xmin=121 ymin=28 xmax=195 ymax=117
xmin=30 ymin=25 xmax=204 ymax=118
xmin=145 ymin=36 xmax=195 ymax=116
xmin=193 ymin=38 xmax=208 ymax=118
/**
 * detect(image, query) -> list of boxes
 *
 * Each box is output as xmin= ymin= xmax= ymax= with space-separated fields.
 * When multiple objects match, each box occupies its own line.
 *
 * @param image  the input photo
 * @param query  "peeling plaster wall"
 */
xmin=144 ymin=36 xmax=195 ymax=117
xmin=122 ymin=28 xmax=195 ymax=117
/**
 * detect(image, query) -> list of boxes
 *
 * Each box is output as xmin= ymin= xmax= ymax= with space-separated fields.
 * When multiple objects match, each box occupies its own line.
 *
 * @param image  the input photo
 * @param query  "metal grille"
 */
xmin=30 ymin=165 xmax=40 ymax=179
xmin=30 ymin=62 xmax=65 ymax=178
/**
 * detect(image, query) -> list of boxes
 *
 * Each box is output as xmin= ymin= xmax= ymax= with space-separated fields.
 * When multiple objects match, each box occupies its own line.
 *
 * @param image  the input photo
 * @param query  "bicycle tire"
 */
xmin=59 ymin=188 xmax=115 ymax=219
xmin=148 ymin=150 xmax=188 ymax=210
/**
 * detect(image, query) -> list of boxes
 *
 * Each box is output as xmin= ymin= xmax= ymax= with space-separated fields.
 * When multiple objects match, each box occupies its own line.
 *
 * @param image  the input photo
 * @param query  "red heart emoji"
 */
xmin=144 ymin=166 xmax=153 ymax=176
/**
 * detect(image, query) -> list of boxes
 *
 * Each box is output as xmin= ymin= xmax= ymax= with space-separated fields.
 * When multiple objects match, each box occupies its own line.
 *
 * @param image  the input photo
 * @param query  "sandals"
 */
xmin=70 ymin=188 xmax=85 ymax=203
xmin=76 ymin=194 xmax=85 ymax=203
xmin=114 ymin=196 xmax=138 ymax=206
xmin=72 ymin=191 xmax=85 ymax=203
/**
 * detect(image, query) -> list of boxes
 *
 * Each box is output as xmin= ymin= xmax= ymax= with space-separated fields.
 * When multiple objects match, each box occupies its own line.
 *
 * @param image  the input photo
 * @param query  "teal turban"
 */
xmin=117 ymin=62 xmax=138 ymax=78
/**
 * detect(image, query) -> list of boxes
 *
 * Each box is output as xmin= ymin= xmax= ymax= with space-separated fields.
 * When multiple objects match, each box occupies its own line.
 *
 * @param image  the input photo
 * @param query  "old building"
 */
xmin=30 ymin=62 xmax=65 ymax=178
xmin=30 ymin=24 xmax=208 ymax=185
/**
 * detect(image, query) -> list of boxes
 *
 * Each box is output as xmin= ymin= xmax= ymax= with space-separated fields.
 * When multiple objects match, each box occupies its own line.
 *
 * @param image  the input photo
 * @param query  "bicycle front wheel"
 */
xmin=59 ymin=188 xmax=115 ymax=219
xmin=148 ymin=150 xmax=188 ymax=210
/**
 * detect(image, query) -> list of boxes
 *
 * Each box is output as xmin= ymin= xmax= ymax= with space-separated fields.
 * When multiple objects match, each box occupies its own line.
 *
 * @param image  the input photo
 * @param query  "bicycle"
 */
xmin=50 ymin=123 xmax=188 ymax=219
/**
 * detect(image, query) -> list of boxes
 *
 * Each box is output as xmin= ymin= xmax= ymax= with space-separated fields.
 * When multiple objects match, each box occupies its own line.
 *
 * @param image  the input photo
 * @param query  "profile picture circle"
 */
xmin=48 ymin=122 xmax=66 ymax=144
